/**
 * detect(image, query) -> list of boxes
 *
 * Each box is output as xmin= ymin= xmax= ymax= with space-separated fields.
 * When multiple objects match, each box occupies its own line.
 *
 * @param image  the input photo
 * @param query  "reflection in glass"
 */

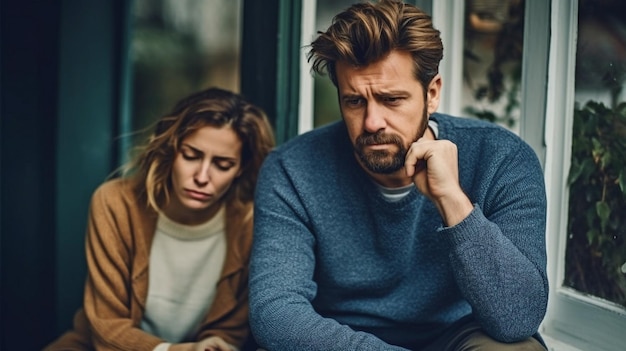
xmin=314 ymin=0 xmax=527 ymax=132
xmin=462 ymin=0 xmax=524 ymax=133
xmin=312 ymin=0 xmax=356 ymax=128
xmin=130 ymin=0 xmax=241 ymax=144
xmin=565 ymin=0 xmax=626 ymax=308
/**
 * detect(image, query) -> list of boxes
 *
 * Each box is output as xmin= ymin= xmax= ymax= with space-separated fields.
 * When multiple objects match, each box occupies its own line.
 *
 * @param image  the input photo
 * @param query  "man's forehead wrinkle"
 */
xmin=342 ymin=83 xmax=408 ymax=97
xmin=343 ymin=76 xmax=399 ymax=93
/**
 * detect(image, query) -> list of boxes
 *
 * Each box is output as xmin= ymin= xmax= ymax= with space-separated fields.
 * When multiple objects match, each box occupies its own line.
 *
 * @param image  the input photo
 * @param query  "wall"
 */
xmin=0 ymin=1 xmax=124 ymax=349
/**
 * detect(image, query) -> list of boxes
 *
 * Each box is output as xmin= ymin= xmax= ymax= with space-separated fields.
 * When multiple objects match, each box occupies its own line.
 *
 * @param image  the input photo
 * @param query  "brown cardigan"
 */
xmin=44 ymin=178 xmax=253 ymax=351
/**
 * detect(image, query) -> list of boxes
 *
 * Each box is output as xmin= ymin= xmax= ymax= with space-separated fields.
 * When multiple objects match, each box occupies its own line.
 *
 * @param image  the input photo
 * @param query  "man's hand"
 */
xmin=404 ymin=138 xmax=473 ymax=226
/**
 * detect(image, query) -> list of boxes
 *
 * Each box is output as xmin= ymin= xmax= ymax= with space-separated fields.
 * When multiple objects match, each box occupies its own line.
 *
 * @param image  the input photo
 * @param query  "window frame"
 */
xmin=541 ymin=0 xmax=626 ymax=349
xmin=297 ymin=0 xmax=429 ymax=134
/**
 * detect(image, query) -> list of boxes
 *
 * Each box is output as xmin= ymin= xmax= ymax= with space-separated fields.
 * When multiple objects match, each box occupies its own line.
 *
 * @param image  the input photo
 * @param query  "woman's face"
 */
xmin=164 ymin=124 xmax=243 ymax=225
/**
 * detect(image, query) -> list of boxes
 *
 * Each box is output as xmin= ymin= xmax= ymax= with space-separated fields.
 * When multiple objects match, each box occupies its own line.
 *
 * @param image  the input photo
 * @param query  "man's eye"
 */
xmin=345 ymin=98 xmax=363 ymax=107
xmin=383 ymin=96 xmax=402 ymax=104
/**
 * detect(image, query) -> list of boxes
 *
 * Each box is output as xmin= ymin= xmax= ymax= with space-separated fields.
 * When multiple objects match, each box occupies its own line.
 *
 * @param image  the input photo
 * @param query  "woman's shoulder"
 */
xmin=88 ymin=177 xmax=157 ymax=240
xmin=91 ymin=177 xmax=143 ymax=210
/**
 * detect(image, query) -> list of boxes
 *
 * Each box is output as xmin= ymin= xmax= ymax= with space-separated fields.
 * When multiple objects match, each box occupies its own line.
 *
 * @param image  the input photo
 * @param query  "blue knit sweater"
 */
xmin=249 ymin=113 xmax=548 ymax=350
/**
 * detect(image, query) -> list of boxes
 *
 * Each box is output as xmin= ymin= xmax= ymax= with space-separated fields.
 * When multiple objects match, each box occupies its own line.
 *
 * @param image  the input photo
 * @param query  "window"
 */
xmin=462 ymin=0 xmax=525 ymax=134
xmin=302 ymin=0 xmax=532 ymax=137
xmin=306 ymin=0 xmax=434 ymax=131
xmin=126 ymin=0 xmax=242 ymax=148
xmin=565 ymin=0 xmax=626 ymax=310
xmin=542 ymin=1 xmax=626 ymax=350
xmin=435 ymin=0 xmax=532 ymax=137
xmin=310 ymin=0 xmax=356 ymax=129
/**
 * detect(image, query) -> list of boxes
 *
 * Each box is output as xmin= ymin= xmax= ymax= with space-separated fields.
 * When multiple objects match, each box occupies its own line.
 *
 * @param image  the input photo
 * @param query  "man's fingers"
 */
xmin=405 ymin=139 xmax=428 ymax=177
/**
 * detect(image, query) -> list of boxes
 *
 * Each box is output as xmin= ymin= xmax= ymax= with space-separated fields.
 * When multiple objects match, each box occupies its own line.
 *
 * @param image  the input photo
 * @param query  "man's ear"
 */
xmin=426 ymin=74 xmax=442 ymax=115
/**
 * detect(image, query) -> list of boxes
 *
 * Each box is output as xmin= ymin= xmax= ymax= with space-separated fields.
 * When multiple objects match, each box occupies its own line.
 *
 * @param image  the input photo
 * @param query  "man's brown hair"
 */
xmin=308 ymin=0 xmax=443 ymax=89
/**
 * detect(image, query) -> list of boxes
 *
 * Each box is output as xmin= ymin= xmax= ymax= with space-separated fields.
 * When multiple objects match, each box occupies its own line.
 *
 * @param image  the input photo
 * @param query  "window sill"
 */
xmin=542 ymin=334 xmax=585 ymax=351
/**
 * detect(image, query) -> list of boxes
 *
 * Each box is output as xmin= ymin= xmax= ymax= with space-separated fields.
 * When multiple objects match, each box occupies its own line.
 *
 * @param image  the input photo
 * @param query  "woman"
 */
xmin=45 ymin=87 xmax=275 ymax=351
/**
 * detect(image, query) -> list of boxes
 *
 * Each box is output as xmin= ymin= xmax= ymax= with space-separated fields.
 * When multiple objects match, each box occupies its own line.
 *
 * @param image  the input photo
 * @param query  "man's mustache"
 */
xmin=356 ymin=131 xmax=403 ymax=146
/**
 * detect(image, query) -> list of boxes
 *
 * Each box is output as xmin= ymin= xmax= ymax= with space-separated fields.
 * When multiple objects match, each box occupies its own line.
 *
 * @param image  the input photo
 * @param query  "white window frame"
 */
xmin=432 ymin=0 xmax=465 ymax=117
xmin=298 ymin=0 xmax=317 ymax=134
xmin=541 ymin=1 xmax=626 ymax=350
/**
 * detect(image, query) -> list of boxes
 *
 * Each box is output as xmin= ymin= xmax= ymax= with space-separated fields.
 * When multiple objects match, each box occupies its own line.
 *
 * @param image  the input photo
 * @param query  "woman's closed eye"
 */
xmin=214 ymin=159 xmax=236 ymax=171
xmin=181 ymin=150 xmax=201 ymax=161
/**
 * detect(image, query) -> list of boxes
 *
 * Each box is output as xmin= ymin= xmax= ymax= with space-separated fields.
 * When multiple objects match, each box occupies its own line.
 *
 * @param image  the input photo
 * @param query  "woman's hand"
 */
xmin=168 ymin=337 xmax=234 ymax=351
xmin=168 ymin=343 xmax=195 ymax=351
xmin=194 ymin=336 xmax=236 ymax=351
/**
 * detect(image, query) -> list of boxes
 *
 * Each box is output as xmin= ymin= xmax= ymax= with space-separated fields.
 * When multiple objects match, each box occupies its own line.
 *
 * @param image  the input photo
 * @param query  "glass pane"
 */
xmin=565 ymin=0 xmax=626 ymax=309
xmin=313 ymin=1 xmax=526 ymax=131
xmin=130 ymin=0 xmax=241 ymax=143
xmin=462 ymin=0 xmax=525 ymax=133
xmin=312 ymin=0 xmax=355 ymax=128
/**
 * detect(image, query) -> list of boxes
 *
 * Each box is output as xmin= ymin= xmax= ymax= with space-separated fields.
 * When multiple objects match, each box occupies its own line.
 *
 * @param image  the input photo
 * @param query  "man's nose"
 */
xmin=364 ymin=103 xmax=386 ymax=133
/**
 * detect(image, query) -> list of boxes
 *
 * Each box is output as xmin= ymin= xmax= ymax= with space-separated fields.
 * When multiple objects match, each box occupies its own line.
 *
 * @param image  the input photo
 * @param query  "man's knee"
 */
xmin=458 ymin=330 xmax=546 ymax=351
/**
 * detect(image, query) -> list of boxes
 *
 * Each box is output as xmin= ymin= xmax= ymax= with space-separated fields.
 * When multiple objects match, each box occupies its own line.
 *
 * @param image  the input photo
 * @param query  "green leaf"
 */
xmin=568 ymin=159 xmax=583 ymax=185
xmin=596 ymin=201 xmax=611 ymax=233
xmin=601 ymin=152 xmax=611 ymax=170
xmin=619 ymin=169 xmax=626 ymax=194
xmin=586 ymin=229 xmax=595 ymax=245
xmin=580 ymin=158 xmax=597 ymax=182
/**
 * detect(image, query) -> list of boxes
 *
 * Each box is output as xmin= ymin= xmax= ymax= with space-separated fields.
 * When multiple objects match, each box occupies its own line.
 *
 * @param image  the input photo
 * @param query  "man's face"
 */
xmin=335 ymin=50 xmax=441 ymax=177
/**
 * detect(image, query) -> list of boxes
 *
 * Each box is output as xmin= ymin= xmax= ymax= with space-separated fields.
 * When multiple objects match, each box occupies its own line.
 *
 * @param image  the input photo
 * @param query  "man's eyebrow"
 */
xmin=376 ymin=90 xmax=409 ymax=96
xmin=341 ymin=93 xmax=361 ymax=97
xmin=341 ymin=90 xmax=409 ymax=98
xmin=340 ymin=93 xmax=362 ymax=99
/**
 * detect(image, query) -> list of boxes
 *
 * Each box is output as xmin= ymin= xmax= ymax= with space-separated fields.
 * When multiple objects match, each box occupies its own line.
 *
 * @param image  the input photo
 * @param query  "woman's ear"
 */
xmin=426 ymin=74 xmax=442 ymax=115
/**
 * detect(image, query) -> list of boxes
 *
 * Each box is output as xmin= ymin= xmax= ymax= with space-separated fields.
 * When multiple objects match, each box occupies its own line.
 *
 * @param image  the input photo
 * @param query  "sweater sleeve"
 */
xmin=249 ymin=153 xmax=409 ymax=351
xmin=440 ymin=141 xmax=548 ymax=342
xmin=83 ymin=184 xmax=163 ymax=351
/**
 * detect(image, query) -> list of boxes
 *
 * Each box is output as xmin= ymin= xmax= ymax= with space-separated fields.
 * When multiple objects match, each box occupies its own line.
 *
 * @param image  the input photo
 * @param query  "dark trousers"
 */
xmin=253 ymin=318 xmax=548 ymax=350
xmin=421 ymin=319 xmax=547 ymax=351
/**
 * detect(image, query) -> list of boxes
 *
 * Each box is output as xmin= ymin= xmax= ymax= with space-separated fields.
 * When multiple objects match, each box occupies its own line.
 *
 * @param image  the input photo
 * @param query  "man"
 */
xmin=249 ymin=1 xmax=548 ymax=350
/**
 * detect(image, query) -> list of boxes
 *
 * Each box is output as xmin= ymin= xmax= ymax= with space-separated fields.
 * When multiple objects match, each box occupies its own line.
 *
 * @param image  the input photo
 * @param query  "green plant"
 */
xmin=565 ymin=100 xmax=626 ymax=307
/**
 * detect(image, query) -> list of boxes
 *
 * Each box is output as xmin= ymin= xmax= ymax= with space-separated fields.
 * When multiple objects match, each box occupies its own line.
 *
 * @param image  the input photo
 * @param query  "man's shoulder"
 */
xmin=283 ymin=121 xmax=344 ymax=147
xmin=433 ymin=113 xmax=524 ymax=146
xmin=272 ymin=121 xmax=348 ymax=159
xmin=433 ymin=114 xmax=542 ymax=175
xmin=259 ymin=121 xmax=353 ymax=183
xmin=432 ymin=112 xmax=506 ymax=131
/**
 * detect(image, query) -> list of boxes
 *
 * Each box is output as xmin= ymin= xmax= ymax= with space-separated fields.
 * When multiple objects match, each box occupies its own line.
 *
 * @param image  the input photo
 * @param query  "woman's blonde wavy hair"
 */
xmin=307 ymin=0 xmax=443 ymax=90
xmin=123 ymin=87 xmax=275 ymax=212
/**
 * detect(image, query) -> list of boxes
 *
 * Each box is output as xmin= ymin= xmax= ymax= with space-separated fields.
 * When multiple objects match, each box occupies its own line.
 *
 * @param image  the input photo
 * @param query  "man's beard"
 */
xmin=354 ymin=110 xmax=429 ymax=174
xmin=354 ymin=131 xmax=406 ymax=173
